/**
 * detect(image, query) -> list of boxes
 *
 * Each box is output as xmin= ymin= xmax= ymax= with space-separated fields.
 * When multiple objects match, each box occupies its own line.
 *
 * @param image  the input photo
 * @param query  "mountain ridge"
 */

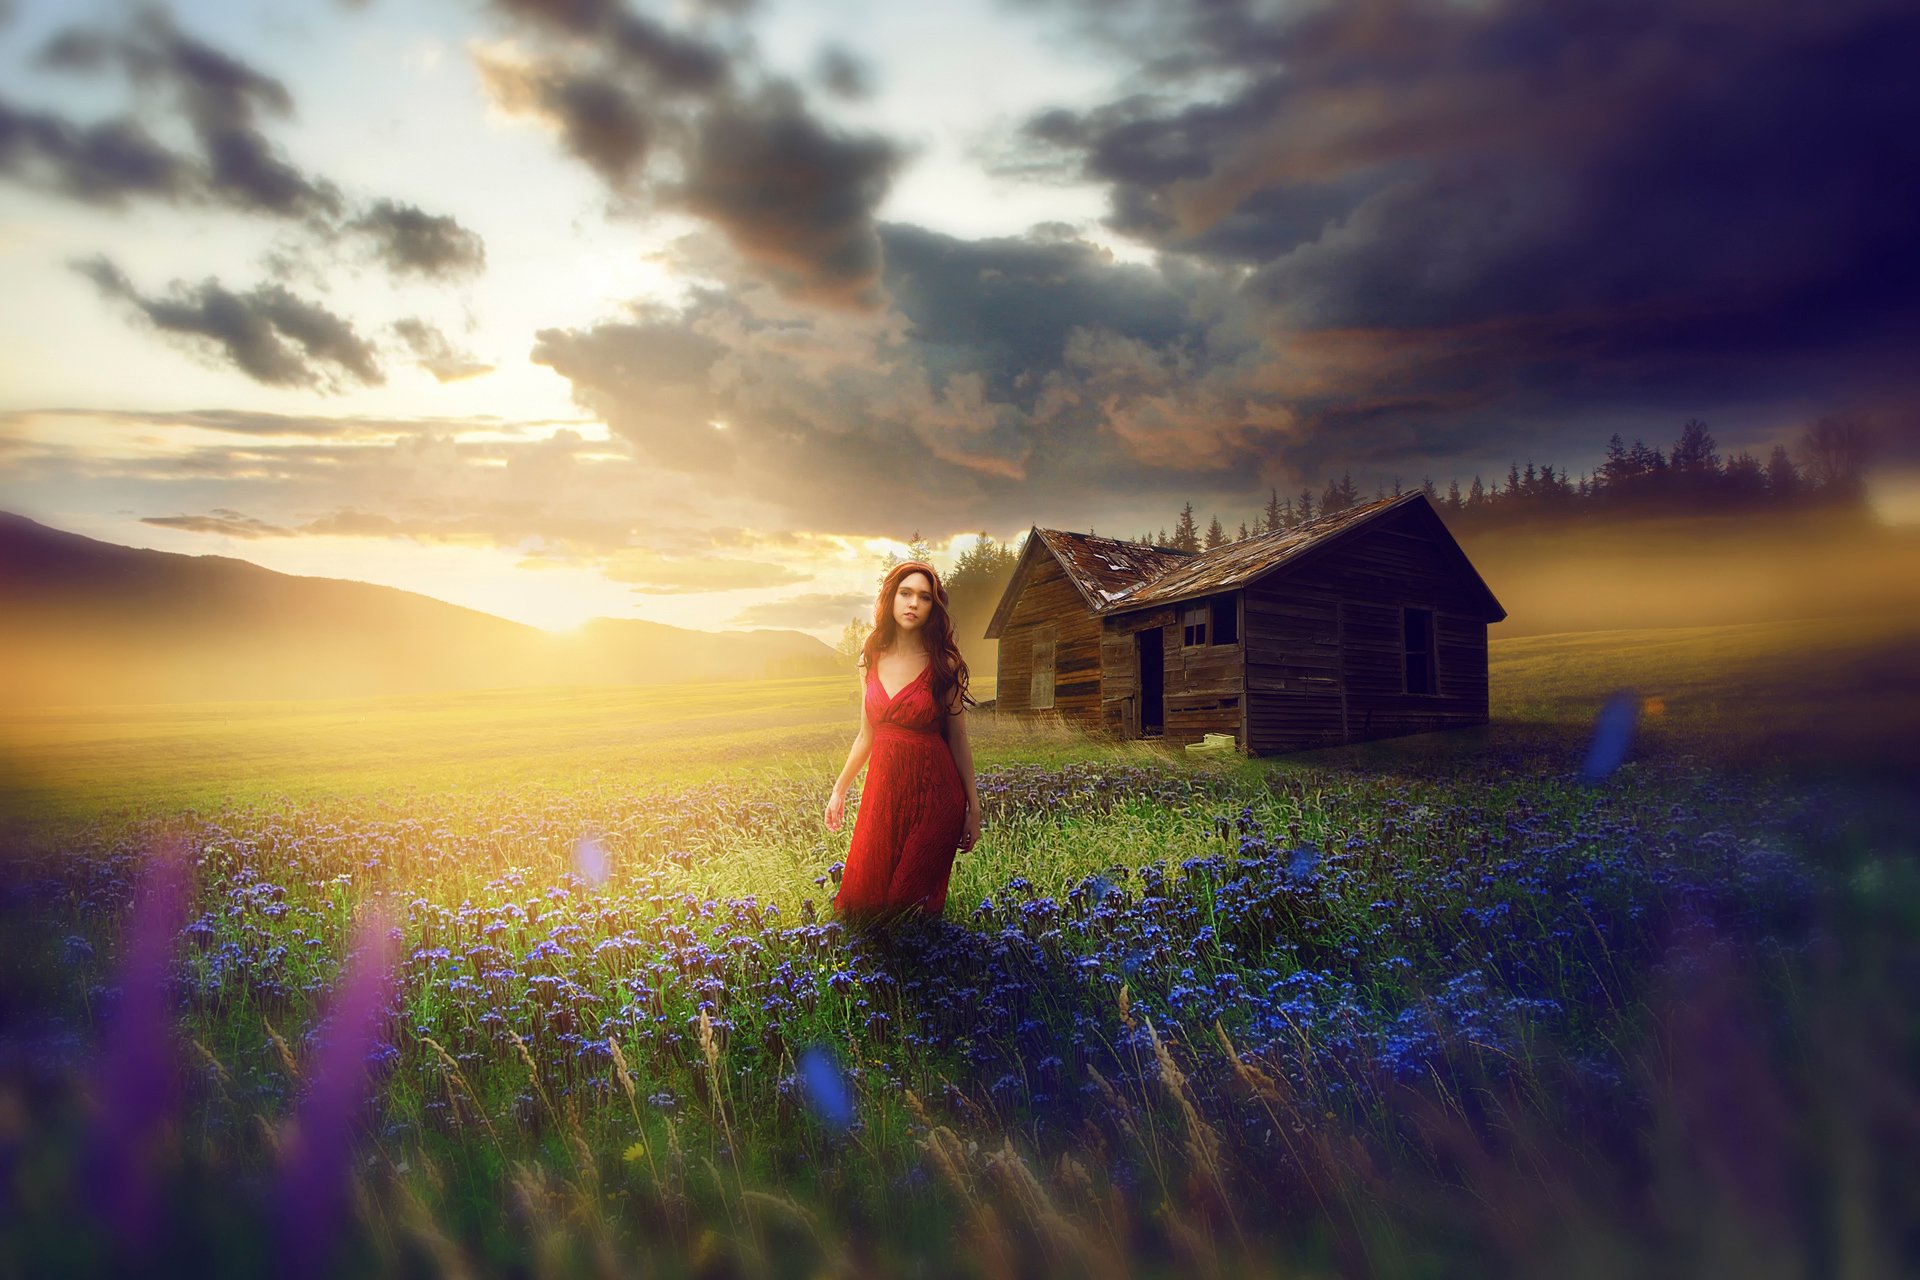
xmin=0 ymin=512 xmax=841 ymax=707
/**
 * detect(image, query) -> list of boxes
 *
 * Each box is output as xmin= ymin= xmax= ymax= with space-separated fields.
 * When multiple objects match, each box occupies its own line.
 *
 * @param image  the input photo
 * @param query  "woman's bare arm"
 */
xmin=831 ymin=720 xmax=875 ymax=798
xmin=945 ymin=686 xmax=982 ymax=851
xmin=824 ymin=660 xmax=874 ymax=831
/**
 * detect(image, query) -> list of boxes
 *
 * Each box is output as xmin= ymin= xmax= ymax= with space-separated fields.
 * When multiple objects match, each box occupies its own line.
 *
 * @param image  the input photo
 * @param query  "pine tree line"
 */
xmin=1128 ymin=413 xmax=1873 ymax=551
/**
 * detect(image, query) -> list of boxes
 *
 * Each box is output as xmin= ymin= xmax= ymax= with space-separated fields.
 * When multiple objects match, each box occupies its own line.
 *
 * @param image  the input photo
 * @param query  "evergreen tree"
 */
xmin=1297 ymin=488 xmax=1315 ymax=521
xmin=1506 ymin=461 xmax=1523 ymax=497
xmin=1724 ymin=450 xmax=1765 ymax=500
xmin=1635 ymin=439 xmax=1669 ymax=473
xmin=943 ymin=531 xmax=1023 ymax=665
xmin=1321 ymin=472 xmax=1360 ymax=515
xmin=1421 ymin=475 xmax=1437 ymax=500
xmin=1204 ymin=515 xmax=1227 ymax=549
xmin=1282 ymin=497 xmax=1297 ymax=528
xmin=1237 ymin=520 xmax=1250 ymax=540
xmin=1263 ymin=486 xmax=1284 ymax=533
xmin=1172 ymin=502 xmax=1201 ymax=551
xmin=1447 ymin=479 xmax=1462 ymax=510
xmin=875 ymin=530 xmax=938 ymax=584
xmin=1602 ymin=433 xmax=1631 ymax=489
xmin=1469 ymin=475 xmax=1485 ymax=506
xmin=948 ymin=531 xmax=1018 ymax=590
xmin=1672 ymin=419 xmax=1720 ymax=475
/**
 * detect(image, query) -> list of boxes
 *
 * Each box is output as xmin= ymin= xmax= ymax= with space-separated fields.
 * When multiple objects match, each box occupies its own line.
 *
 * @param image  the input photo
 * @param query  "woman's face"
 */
xmin=892 ymin=571 xmax=935 ymax=637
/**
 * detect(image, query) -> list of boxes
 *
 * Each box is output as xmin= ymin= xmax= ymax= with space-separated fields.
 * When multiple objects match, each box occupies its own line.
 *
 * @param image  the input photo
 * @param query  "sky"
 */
xmin=2 ymin=0 xmax=1915 ymax=638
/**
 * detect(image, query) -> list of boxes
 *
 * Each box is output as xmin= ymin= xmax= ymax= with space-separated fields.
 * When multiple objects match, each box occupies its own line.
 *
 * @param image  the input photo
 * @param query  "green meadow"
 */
xmin=3 ymin=614 xmax=1916 ymax=1278
xmin=4 ymin=613 xmax=1913 ymax=823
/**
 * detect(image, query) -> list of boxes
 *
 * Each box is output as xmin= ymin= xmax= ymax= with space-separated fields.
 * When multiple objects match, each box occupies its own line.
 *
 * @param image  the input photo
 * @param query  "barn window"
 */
xmin=1211 ymin=595 xmax=1238 ymax=645
xmin=1030 ymin=624 xmax=1056 ymax=709
xmin=1182 ymin=605 xmax=1207 ymax=647
xmin=1403 ymin=607 xmax=1437 ymax=695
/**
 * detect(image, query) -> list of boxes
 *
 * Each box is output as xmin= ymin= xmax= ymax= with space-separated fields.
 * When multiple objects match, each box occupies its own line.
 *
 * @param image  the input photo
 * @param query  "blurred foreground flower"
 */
xmin=85 ymin=832 xmax=191 ymax=1251
xmin=278 ymin=907 xmax=399 ymax=1279
xmin=1582 ymin=689 xmax=1639 ymax=782
xmin=573 ymin=834 xmax=610 ymax=889
xmin=797 ymin=1045 xmax=853 ymax=1134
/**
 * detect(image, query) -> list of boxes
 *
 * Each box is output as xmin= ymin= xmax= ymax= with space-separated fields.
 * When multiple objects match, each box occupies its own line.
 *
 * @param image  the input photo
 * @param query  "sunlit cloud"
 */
xmin=728 ymin=590 xmax=871 ymax=629
xmin=601 ymin=546 xmax=813 ymax=595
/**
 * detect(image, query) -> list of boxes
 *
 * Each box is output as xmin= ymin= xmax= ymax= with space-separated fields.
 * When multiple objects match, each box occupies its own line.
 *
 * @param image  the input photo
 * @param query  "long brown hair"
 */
xmin=861 ymin=560 xmax=975 ymax=717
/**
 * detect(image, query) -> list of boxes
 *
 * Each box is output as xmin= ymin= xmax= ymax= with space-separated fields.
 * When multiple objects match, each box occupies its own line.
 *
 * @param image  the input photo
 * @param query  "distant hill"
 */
xmin=0 ymin=512 xmax=841 ymax=707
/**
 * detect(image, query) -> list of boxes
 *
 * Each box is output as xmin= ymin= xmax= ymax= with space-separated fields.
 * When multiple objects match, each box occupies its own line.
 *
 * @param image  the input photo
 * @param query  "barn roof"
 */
xmin=985 ymin=493 xmax=1504 ymax=639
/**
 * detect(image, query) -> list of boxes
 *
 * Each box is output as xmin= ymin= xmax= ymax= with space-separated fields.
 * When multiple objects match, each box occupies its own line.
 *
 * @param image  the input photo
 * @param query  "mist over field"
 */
xmin=1462 ymin=511 xmax=1920 ymax=637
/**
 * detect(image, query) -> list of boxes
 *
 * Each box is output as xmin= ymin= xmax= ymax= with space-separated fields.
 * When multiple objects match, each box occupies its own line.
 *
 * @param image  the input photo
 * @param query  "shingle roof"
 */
xmin=1030 ymin=529 xmax=1195 ymax=608
xmin=987 ymin=492 xmax=1504 ymax=638
xmin=1100 ymin=494 xmax=1410 ymax=609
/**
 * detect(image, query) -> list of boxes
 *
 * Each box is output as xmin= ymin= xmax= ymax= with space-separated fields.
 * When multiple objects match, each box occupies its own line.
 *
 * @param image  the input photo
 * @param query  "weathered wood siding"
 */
xmin=996 ymin=553 xmax=1103 ymax=729
xmin=1244 ymin=504 xmax=1491 ymax=754
xmin=1099 ymin=597 xmax=1246 ymax=749
xmin=1244 ymin=593 xmax=1347 ymax=753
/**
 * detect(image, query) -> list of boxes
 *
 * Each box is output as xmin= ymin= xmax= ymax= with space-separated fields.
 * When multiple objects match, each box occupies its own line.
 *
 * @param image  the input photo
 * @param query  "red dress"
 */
xmin=833 ymin=660 xmax=968 ymax=922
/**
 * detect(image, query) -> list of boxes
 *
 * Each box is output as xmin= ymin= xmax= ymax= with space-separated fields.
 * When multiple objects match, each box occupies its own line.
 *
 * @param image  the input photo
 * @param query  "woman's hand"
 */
xmin=824 ymin=787 xmax=847 ymax=833
xmin=958 ymin=802 xmax=982 ymax=854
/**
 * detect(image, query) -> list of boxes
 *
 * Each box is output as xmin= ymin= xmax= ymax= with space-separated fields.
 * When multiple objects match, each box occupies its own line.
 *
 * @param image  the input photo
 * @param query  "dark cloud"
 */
xmin=351 ymin=201 xmax=487 ymax=280
xmin=141 ymin=509 xmax=290 ymax=538
xmin=0 ymin=99 xmax=191 ymax=205
xmin=678 ymin=87 xmax=901 ymax=307
xmin=880 ymin=222 xmax=1193 ymax=401
xmin=814 ymin=45 xmax=874 ymax=101
xmin=6 ymin=11 xmax=486 ymax=296
xmin=40 ymin=10 xmax=340 ymax=219
xmin=475 ymin=54 xmax=655 ymax=188
xmin=489 ymin=0 xmax=732 ymax=94
xmin=475 ymin=4 xmax=896 ymax=307
xmin=1001 ymin=0 xmax=1920 ymax=467
xmin=604 ymin=9 xmax=731 ymax=92
xmin=393 ymin=318 xmax=495 ymax=382
xmin=729 ymin=590 xmax=870 ymax=629
xmin=532 ymin=308 xmax=732 ymax=470
xmin=76 ymin=256 xmax=384 ymax=390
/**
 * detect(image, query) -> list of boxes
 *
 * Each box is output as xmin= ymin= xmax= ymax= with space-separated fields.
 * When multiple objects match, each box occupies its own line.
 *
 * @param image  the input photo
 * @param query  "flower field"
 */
xmin=3 ymin=621 xmax=1918 ymax=1278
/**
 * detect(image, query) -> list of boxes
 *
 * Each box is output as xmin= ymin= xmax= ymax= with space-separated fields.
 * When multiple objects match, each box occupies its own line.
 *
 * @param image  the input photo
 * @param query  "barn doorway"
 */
xmin=1136 ymin=628 xmax=1164 ymax=736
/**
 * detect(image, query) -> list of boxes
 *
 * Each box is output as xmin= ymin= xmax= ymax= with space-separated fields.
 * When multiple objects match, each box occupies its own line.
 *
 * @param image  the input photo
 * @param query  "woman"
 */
xmin=823 ymin=560 xmax=983 ymax=922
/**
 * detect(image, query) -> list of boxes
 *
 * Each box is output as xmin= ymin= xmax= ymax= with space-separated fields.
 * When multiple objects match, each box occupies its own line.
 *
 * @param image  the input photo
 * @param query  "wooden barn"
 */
xmin=982 ymin=493 xmax=1507 ymax=755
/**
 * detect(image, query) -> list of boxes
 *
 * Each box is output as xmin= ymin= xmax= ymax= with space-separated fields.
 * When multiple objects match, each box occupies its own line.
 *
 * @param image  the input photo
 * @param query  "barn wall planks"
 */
xmin=1242 ymin=504 xmax=1491 ymax=752
xmin=1243 ymin=589 xmax=1346 ymax=754
xmin=1162 ymin=615 xmax=1244 ymax=746
xmin=1096 ymin=601 xmax=1245 ymax=749
xmin=995 ymin=554 xmax=1104 ymax=729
